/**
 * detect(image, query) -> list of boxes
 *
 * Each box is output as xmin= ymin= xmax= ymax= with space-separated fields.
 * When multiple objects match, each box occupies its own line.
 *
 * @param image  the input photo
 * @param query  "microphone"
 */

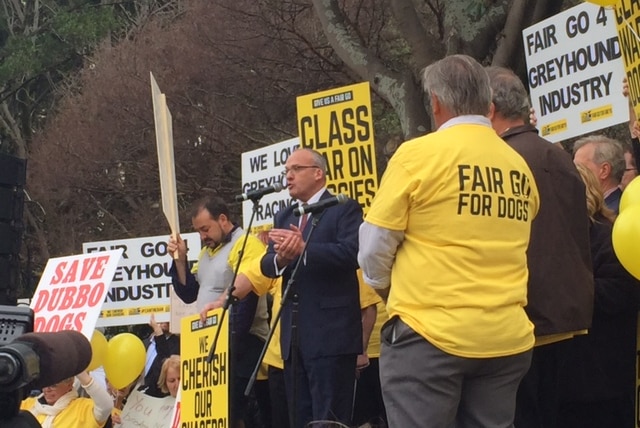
xmin=235 ymin=182 xmax=285 ymax=202
xmin=294 ymin=194 xmax=348 ymax=216
xmin=0 ymin=330 xmax=92 ymax=391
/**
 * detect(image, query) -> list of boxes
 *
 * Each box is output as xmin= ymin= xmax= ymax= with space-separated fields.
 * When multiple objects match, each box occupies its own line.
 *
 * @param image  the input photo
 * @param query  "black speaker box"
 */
xmin=0 ymin=223 xmax=23 ymax=255
xmin=0 ymin=187 xmax=25 ymax=221
xmin=0 ymin=153 xmax=26 ymax=186
xmin=0 ymin=255 xmax=18 ymax=291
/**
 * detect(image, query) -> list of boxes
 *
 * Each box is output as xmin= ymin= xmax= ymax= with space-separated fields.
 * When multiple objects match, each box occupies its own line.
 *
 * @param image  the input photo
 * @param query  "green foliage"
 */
xmin=52 ymin=6 xmax=120 ymax=50
xmin=0 ymin=3 xmax=122 ymax=84
xmin=0 ymin=36 xmax=41 ymax=81
xmin=464 ymin=0 xmax=488 ymax=21
xmin=373 ymin=100 xmax=402 ymax=137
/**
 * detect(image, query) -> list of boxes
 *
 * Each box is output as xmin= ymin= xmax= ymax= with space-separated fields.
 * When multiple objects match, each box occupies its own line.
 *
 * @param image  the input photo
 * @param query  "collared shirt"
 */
xmin=144 ymin=336 xmax=156 ymax=377
xmin=274 ymin=187 xmax=326 ymax=273
xmin=297 ymin=187 xmax=325 ymax=223
xmin=438 ymin=114 xmax=492 ymax=130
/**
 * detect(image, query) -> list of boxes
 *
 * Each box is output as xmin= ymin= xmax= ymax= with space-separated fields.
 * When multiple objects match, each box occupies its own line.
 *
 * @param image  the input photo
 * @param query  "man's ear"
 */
xmin=314 ymin=166 xmax=324 ymax=181
xmin=430 ymin=93 xmax=440 ymax=116
xmin=599 ymin=162 xmax=612 ymax=180
xmin=488 ymin=102 xmax=496 ymax=121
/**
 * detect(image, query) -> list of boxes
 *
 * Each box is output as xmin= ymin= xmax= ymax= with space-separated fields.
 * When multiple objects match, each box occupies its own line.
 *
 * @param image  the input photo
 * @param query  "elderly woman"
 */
xmin=20 ymin=370 xmax=113 ymax=428
xmin=157 ymin=354 xmax=180 ymax=399
xmin=111 ymin=355 xmax=180 ymax=426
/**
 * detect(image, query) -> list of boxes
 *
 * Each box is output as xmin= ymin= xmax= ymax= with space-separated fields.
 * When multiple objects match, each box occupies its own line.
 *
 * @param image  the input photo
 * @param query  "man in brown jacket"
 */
xmin=487 ymin=66 xmax=594 ymax=428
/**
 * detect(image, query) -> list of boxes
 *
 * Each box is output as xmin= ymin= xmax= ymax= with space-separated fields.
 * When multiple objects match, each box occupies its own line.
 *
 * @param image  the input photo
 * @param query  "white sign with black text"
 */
xmin=83 ymin=233 xmax=200 ymax=327
xmin=523 ymin=3 xmax=627 ymax=142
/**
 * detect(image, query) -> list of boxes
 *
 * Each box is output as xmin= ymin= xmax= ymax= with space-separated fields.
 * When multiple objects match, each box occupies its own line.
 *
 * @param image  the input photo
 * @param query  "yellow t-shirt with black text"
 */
xmin=365 ymin=122 xmax=539 ymax=358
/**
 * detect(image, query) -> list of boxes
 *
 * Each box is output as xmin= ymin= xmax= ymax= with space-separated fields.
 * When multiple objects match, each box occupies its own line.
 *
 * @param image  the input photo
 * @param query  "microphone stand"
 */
xmin=206 ymin=197 xmax=262 ymax=361
xmin=244 ymin=213 xmax=323 ymax=428
xmin=205 ymin=197 xmax=261 ymax=427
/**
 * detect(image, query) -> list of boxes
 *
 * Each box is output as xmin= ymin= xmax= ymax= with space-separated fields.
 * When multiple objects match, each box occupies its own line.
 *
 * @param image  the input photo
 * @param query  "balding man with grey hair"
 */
xmin=573 ymin=135 xmax=626 ymax=213
xmin=487 ymin=66 xmax=594 ymax=428
xmin=359 ymin=55 xmax=540 ymax=427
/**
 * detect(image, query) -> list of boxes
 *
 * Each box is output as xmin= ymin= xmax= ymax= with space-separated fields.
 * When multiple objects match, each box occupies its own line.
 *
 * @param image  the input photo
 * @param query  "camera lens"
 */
xmin=0 ymin=353 xmax=20 ymax=386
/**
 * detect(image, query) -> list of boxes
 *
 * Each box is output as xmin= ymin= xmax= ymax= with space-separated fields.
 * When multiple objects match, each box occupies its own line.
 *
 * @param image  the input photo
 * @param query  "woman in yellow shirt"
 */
xmin=21 ymin=371 xmax=112 ymax=428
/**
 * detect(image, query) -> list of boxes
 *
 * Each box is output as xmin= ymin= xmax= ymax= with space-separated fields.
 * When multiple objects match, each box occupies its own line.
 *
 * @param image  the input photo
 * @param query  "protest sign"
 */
xmin=180 ymin=310 xmax=229 ymax=427
xmin=240 ymin=83 xmax=379 ymax=228
xmin=296 ymin=82 xmax=379 ymax=212
xmin=169 ymin=387 xmax=182 ymax=428
xmin=31 ymin=249 xmax=122 ymax=338
xmin=118 ymin=389 xmax=176 ymax=428
xmin=83 ymin=233 xmax=200 ymax=327
xmin=523 ymin=2 xmax=627 ymax=142
xmin=615 ymin=0 xmax=640 ymax=119
xmin=151 ymin=72 xmax=180 ymax=240
xmin=239 ymin=137 xmax=298 ymax=232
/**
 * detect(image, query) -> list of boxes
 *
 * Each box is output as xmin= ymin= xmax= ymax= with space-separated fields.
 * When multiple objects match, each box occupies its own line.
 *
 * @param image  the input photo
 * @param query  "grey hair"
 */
xmin=486 ymin=66 xmax=531 ymax=122
xmin=300 ymin=148 xmax=327 ymax=176
xmin=573 ymin=135 xmax=626 ymax=183
xmin=422 ymin=54 xmax=492 ymax=116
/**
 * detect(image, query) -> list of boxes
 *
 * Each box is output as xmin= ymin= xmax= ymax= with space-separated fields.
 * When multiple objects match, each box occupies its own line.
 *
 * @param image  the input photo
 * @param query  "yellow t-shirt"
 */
xmin=243 ymin=257 xmax=283 ymax=369
xmin=193 ymin=232 xmax=266 ymax=276
xmin=358 ymin=271 xmax=388 ymax=358
xmin=365 ymin=122 xmax=539 ymax=358
xmin=247 ymin=265 xmax=389 ymax=368
xmin=21 ymin=396 xmax=106 ymax=428
xmin=359 ymin=270 xmax=381 ymax=309
xmin=366 ymin=301 xmax=388 ymax=358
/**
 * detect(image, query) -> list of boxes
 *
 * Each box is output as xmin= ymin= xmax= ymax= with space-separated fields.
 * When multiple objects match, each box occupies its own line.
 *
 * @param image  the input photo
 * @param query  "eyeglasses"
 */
xmin=282 ymin=165 xmax=320 ymax=175
xmin=625 ymin=168 xmax=637 ymax=171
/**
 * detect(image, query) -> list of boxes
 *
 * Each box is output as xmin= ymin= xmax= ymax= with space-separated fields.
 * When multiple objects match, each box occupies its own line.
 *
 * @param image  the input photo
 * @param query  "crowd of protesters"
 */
xmin=20 ymin=54 xmax=640 ymax=428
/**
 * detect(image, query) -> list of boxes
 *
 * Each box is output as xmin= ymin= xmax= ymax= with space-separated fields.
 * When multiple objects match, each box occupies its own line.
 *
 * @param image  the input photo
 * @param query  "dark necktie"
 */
xmin=299 ymin=204 xmax=309 ymax=230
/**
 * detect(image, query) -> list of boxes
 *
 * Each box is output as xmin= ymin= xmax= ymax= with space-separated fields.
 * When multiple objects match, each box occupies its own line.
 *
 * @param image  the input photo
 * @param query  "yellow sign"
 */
xmin=180 ymin=310 xmax=229 ymax=427
xmin=580 ymin=104 xmax=614 ymax=123
xmin=296 ymin=82 xmax=378 ymax=214
xmin=540 ymin=119 xmax=568 ymax=137
xmin=615 ymin=1 xmax=640 ymax=120
xmin=100 ymin=305 xmax=171 ymax=318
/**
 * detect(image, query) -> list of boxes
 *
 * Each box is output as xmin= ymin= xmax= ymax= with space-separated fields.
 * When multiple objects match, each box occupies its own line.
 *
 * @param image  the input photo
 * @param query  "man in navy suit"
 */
xmin=261 ymin=148 xmax=363 ymax=428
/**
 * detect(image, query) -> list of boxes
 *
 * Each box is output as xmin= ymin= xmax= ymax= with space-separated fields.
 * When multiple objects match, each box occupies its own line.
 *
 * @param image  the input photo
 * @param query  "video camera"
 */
xmin=0 ymin=305 xmax=92 ymax=427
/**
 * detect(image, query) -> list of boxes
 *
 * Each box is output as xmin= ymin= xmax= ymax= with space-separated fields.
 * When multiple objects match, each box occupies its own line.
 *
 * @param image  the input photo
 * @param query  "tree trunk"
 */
xmin=311 ymin=0 xmax=430 ymax=138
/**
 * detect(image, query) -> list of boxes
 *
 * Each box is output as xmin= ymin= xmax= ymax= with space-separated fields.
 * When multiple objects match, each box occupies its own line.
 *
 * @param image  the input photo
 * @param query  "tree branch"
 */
xmin=390 ymin=0 xmax=444 ymax=73
xmin=492 ymin=0 xmax=527 ymax=66
xmin=311 ymin=0 xmax=429 ymax=138
xmin=444 ymin=0 xmax=509 ymax=59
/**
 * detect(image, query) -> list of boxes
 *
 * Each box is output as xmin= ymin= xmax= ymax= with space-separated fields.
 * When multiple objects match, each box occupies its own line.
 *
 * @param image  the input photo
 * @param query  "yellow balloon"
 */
xmin=585 ymin=0 xmax=617 ymax=6
xmin=612 ymin=204 xmax=640 ymax=281
xmin=620 ymin=176 xmax=640 ymax=213
xmin=86 ymin=330 xmax=108 ymax=372
xmin=104 ymin=333 xmax=146 ymax=389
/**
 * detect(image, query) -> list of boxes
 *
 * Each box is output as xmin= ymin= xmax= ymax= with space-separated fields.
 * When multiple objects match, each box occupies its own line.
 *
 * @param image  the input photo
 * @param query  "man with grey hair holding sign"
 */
xmin=359 ymin=55 xmax=539 ymax=427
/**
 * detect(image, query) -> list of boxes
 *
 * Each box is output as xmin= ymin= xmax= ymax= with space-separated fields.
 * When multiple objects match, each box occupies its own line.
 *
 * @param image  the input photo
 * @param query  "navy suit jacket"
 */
xmin=261 ymin=190 xmax=363 ymax=360
xmin=560 ymin=213 xmax=640 ymax=403
xmin=605 ymin=187 xmax=622 ymax=214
